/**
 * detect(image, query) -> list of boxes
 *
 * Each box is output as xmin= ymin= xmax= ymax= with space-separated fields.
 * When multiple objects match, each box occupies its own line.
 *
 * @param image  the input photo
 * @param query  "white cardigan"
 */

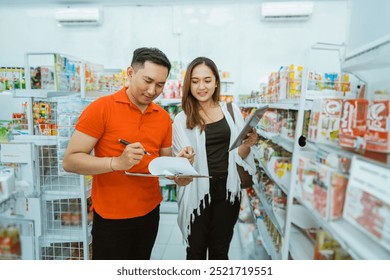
xmin=172 ymin=101 xmax=256 ymax=244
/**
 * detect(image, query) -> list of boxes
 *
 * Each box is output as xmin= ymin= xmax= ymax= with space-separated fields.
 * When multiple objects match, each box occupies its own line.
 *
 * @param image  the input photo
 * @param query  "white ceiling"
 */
xmin=0 ymin=0 xmax=343 ymax=7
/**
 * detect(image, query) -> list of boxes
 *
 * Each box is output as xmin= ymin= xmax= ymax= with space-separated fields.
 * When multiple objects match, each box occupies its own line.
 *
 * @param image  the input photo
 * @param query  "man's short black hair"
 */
xmin=131 ymin=47 xmax=171 ymax=73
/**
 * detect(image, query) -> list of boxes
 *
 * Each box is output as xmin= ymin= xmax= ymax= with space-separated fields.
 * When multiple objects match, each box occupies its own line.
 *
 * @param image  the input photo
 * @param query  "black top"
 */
xmin=205 ymin=116 xmax=231 ymax=176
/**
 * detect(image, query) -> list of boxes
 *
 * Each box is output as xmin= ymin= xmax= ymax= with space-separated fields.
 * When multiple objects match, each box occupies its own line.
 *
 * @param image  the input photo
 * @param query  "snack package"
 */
xmin=314 ymin=230 xmax=352 ymax=260
xmin=279 ymin=66 xmax=289 ymax=100
xmin=308 ymin=98 xmax=342 ymax=145
xmin=313 ymin=163 xmax=348 ymax=221
xmin=287 ymin=64 xmax=303 ymax=99
xmin=365 ymin=100 xmax=390 ymax=152
xmin=339 ymin=98 xmax=369 ymax=150
xmin=297 ymin=154 xmax=317 ymax=206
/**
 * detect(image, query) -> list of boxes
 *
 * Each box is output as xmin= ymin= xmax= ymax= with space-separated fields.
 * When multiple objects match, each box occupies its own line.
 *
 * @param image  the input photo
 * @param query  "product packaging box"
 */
xmin=287 ymin=64 xmax=303 ymax=99
xmin=278 ymin=66 xmax=289 ymax=100
xmin=308 ymin=98 xmax=342 ymax=146
xmin=297 ymin=153 xmax=317 ymax=206
xmin=313 ymin=163 xmax=349 ymax=221
xmin=364 ymin=99 xmax=390 ymax=153
xmin=266 ymin=156 xmax=291 ymax=189
xmin=259 ymin=109 xmax=281 ymax=133
xmin=314 ymin=230 xmax=352 ymax=260
xmin=338 ymin=98 xmax=369 ymax=150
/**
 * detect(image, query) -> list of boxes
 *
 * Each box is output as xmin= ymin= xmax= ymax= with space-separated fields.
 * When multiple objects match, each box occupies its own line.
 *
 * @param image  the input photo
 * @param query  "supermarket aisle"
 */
xmin=152 ymin=213 xmax=268 ymax=260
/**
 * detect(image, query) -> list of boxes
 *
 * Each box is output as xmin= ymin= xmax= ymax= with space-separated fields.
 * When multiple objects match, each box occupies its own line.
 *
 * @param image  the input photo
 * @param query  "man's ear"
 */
xmin=127 ymin=66 xmax=134 ymax=78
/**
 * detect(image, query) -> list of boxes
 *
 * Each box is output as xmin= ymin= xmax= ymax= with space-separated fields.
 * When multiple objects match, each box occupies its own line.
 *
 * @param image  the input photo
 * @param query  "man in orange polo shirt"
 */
xmin=63 ymin=47 xmax=194 ymax=260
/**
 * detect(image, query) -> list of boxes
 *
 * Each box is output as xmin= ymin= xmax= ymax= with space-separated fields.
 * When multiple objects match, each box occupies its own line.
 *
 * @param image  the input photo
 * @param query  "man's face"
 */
xmin=127 ymin=61 xmax=168 ymax=106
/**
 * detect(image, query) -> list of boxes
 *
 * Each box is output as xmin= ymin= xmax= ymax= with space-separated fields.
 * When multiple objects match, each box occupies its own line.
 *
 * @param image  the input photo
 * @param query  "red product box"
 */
xmin=313 ymin=163 xmax=349 ymax=221
xmin=339 ymin=98 xmax=369 ymax=150
xmin=365 ymin=100 xmax=390 ymax=152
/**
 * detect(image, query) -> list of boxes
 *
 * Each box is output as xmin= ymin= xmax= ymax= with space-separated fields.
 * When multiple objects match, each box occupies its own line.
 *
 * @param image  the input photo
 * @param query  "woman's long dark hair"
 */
xmin=181 ymin=57 xmax=221 ymax=132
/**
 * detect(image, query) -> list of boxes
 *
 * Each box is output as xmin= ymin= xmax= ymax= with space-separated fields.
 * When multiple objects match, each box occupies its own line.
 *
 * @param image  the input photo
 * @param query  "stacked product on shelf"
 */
xmin=0 ymin=67 xmax=25 ymax=92
xmin=0 ymin=224 xmax=22 ymax=260
xmin=240 ymin=65 xmax=352 ymax=106
xmin=97 ymin=69 xmax=127 ymax=92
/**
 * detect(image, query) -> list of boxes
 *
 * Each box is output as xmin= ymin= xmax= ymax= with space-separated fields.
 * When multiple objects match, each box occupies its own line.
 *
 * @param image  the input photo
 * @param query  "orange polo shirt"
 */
xmin=75 ymin=87 xmax=172 ymax=219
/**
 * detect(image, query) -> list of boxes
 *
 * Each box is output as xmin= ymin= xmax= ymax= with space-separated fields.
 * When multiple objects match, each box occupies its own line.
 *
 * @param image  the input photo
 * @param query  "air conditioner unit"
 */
xmin=55 ymin=7 xmax=103 ymax=26
xmin=261 ymin=2 xmax=313 ymax=21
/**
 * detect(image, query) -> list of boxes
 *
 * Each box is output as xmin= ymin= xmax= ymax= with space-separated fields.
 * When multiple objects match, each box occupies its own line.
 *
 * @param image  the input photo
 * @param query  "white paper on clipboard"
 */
xmin=228 ymin=105 xmax=269 ymax=152
xmin=125 ymin=156 xmax=211 ymax=178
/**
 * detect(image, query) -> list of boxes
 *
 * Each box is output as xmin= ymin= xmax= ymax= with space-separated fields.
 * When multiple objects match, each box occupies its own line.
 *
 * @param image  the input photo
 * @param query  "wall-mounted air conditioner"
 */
xmin=55 ymin=7 xmax=103 ymax=26
xmin=261 ymin=2 xmax=314 ymax=21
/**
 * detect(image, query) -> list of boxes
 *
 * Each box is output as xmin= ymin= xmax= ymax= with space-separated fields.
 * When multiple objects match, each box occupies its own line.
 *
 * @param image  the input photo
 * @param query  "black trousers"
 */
xmin=186 ymin=175 xmax=240 ymax=260
xmin=91 ymin=205 xmax=160 ymax=260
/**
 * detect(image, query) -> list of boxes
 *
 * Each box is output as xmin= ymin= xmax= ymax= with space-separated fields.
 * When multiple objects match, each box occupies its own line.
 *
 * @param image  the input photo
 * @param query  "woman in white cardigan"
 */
xmin=172 ymin=57 xmax=258 ymax=259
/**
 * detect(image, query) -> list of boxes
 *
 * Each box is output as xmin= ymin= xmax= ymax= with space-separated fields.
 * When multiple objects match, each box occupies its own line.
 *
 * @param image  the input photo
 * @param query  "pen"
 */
xmin=118 ymin=139 xmax=151 ymax=155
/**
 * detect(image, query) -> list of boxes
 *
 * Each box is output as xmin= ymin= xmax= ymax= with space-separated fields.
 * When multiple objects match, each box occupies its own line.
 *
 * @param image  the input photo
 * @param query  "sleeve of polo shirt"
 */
xmin=161 ymin=117 xmax=173 ymax=148
xmin=75 ymin=98 xmax=108 ymax=139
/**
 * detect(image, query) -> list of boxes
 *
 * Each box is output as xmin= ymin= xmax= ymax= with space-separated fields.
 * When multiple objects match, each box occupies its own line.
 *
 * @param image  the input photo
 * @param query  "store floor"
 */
xmin=152 ymin=213 xmax=269 ymax=260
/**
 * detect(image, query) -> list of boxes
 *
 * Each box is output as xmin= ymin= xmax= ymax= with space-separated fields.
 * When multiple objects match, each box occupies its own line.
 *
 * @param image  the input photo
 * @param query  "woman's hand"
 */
xmin=238 ymin=128 xmax=258 ymax=159
xmin=173 ymin=176 xmax=193 ymax=187
xmin=242 ymin=128 xmax=258 ymax=147
xmin=176 ymin=146 xmax=195 ymax=165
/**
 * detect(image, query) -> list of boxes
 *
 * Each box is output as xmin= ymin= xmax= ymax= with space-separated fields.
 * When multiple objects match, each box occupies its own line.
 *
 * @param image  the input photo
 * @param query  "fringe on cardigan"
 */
xmin=183 ymin=188 xmax=241 ymax=247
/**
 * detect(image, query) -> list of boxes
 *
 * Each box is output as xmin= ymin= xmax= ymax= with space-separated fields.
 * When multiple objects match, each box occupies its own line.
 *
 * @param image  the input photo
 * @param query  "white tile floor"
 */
xmin=152 ymin=213 xmax=268 ymax=260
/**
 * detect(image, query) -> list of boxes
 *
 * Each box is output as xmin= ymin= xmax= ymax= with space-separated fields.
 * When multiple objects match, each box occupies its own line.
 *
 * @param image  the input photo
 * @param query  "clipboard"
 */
xmin=124 ymin=156 xmax=211 ymax=178
xmin=228 ymin=105 xmax=269 ymax=152
xmin=124 ymin=172 xmax=211 ymax=178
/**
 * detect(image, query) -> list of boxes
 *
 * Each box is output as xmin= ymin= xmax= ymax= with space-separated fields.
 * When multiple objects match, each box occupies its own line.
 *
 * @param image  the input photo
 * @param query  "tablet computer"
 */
xmin=228 ymin=105 xmax=269 ymax=152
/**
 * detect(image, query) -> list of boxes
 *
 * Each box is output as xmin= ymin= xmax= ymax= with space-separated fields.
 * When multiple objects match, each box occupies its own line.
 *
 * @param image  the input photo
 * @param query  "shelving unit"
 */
xmin=0 ymin=53 xmax=101 ymax=260
xmin=240 ymin=32 xmax=390 ymax=259
xmin=304 ymin=39 xmax=389 ymax=258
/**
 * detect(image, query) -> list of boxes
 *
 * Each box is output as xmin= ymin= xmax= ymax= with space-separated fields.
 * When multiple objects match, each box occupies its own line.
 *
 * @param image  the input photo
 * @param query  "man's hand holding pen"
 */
xmin=119 ymin=139 xmax=150 ymax=155
xmin=112 ymin=140 xmax=146 ymax=171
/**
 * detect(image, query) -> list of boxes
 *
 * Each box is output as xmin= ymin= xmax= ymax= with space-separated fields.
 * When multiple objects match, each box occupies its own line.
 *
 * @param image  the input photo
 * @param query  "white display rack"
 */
xmin=35 ymin=143 xmax=92 ymax=260
xmin=242 ymin=189 xmax=281 ymax=260
xmin=256 ymin=129 xmax=294 ymax=153
xmin=39 ymin=235 xmax=92 ymax=260
xmin=289 ymin=225 xmax=315 ymax=260
xmin=252 ymin=184 xmax=283 ymax=234
xmin=256 ymin=218 xmax=280 ymax=260
xmin=2 ymin=96 xmax=92 ymax=260
xmin=240 ymin=99 xmax=313 ymax=111
xmin=13 ymin=89 xmax=81 ymax=99
xmin=241 ymin=39 xmax=390 ymax=259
